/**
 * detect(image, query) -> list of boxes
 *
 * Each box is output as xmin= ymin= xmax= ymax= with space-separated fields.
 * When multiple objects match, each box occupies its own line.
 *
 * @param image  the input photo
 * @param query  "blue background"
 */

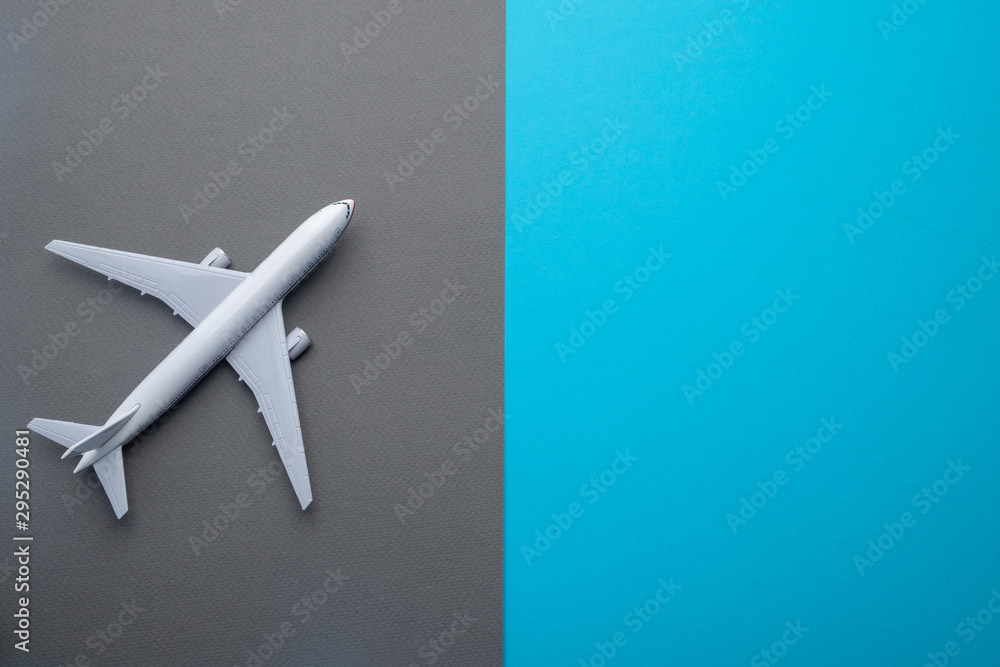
xmin=506 ymin=1 xmax=1000 ymax=665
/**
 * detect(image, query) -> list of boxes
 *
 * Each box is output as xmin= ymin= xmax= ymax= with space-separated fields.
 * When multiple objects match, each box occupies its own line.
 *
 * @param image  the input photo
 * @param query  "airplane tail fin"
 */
xmin=27 ymin=409 xmax=137 ymax=519
xmin=27 ymin=407 xmax=138 ymax=460
xmin=26 ymin=418 xmax=100 ymax=449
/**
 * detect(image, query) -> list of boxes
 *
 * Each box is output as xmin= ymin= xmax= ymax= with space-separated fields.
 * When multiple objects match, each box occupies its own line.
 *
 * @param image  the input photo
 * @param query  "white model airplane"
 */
xmin=28 ymin=201 xmax=354 ymax=518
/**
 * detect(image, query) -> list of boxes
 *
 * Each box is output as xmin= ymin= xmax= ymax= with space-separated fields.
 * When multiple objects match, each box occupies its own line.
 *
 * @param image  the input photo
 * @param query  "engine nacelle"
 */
xmin=286 ymin=327 xmax=312 ymax=361
xmin=200 ymin=247 xmax=231 ymax=269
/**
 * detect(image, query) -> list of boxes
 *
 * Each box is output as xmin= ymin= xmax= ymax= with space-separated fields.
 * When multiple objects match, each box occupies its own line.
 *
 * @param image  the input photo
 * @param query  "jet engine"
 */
xmin=286 ymin=327 xmax=312 ymax=361
xmin=200 ymin=247 xmax=231 ymax=269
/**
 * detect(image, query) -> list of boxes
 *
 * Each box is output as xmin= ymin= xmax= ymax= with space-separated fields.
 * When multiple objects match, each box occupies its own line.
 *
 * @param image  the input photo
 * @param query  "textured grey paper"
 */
xmin=0 ymin=0 xmax=503 ymax=664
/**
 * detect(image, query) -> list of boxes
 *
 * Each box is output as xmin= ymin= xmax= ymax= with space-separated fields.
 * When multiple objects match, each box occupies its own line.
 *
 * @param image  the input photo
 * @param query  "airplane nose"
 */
xmin=340 ymin=199 xmax=355 ymax=220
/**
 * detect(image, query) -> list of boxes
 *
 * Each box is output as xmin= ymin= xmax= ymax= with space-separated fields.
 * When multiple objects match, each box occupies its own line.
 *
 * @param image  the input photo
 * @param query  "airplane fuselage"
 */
xmin=75 ymin=202 xmax=351 ymax=471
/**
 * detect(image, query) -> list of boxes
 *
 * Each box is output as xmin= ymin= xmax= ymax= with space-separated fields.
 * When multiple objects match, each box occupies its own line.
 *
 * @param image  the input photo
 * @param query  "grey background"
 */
xmin=0 ymin=0 xmax=503 ymax=664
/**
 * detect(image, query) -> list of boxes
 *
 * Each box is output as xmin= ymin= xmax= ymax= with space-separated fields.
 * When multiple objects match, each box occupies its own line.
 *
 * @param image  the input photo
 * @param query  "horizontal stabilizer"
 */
xmin=28 ymin=410 xmax=134 ymax=519
xmin=94 ymin=449 xmax=128 ymax=518
xmin=60 ymin=404 xmax=140 ymax=459
xmin=26 ymin=419 xmax=99 ymax=449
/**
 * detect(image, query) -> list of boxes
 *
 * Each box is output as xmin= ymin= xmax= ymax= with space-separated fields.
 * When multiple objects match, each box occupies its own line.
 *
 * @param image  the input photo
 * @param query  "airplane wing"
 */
xmin=94 ymin=449 xmax=128 ymax=519
xmin=45 ymin=240 xmax=248 ymax=327
xmin=226 ymin=301 xmax=312 ymax=509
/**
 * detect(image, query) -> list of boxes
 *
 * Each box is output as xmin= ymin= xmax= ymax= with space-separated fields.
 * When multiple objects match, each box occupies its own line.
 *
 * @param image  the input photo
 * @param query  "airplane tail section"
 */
xmin=27 ymin=407 xmax=137 ymax=519
xmin=93 ymin=449 xmax=128 ymax=518
xmin=26 ymin=418 xmax=99 ymax=448
xmin=51 ymin=404 xmax=140 ymax=459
